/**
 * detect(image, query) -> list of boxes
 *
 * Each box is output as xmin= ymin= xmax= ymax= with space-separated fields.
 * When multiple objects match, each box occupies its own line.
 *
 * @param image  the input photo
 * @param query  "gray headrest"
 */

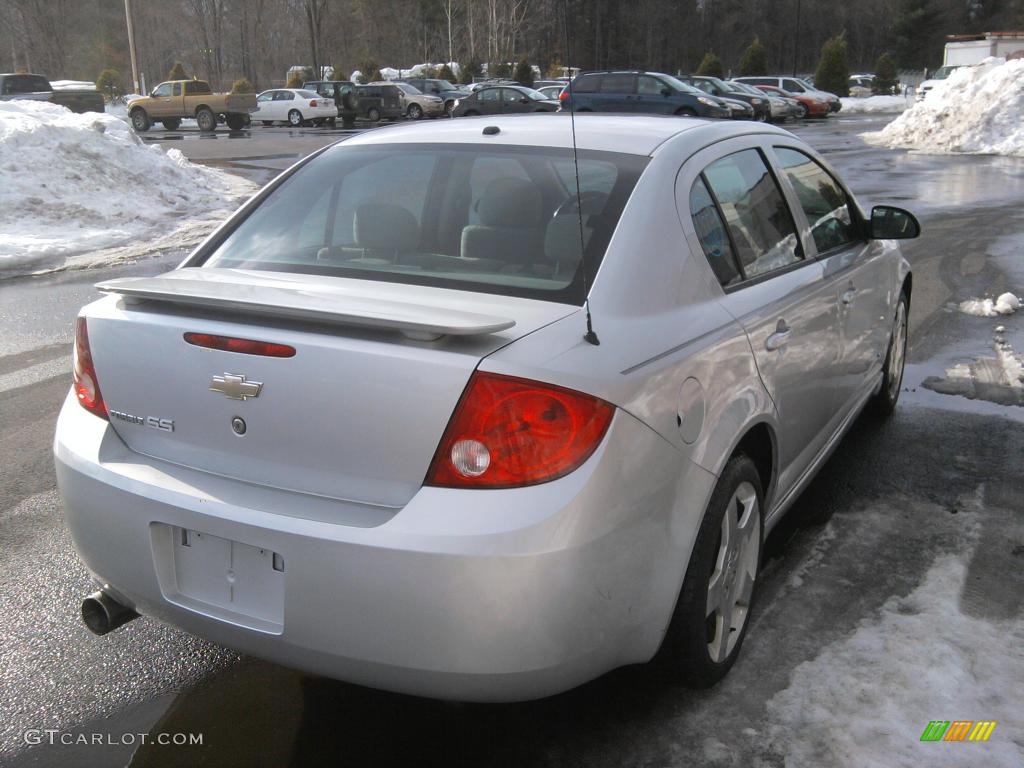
xmin=354 ymin=203 xmax=418 ymax=251
xmin=544 ymin=215 xmax=584 ymax=268
xmin=477 ymin=178 xmax=543 ymax=228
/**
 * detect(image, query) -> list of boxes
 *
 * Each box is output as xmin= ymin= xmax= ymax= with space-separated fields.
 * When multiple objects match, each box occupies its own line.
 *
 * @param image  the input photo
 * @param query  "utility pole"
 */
xmin=792 ymin=0 xmax=802 ymax=77
xmin=124 ymin=0 xmax=141 ymax=94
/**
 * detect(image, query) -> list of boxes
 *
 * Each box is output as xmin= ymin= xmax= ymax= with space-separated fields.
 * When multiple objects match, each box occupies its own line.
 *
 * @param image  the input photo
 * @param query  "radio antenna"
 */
xmin=563 ymin=0 xmax=599 ymax=346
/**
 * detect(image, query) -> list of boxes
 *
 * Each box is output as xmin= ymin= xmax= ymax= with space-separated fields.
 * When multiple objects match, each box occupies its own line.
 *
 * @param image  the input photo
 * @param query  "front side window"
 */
xmin=701 ymin=149 xmax=803 ymax=279
xmin=782 ymin=79 xmax=806 ymax=93
xmin=638 ymin=75 xmax=664 ymax=95
xmin=689 ymin=177 xmax=742 ymax=287
xmin=153 ymin=83 xmax=172 ymax=97
xmin=774 ymin=147 xmax=859 ymax=254
xmin=257 ymin=92 xmax=273 ymax=102
xmin=201 ymin=144 xmax=647 ymax=304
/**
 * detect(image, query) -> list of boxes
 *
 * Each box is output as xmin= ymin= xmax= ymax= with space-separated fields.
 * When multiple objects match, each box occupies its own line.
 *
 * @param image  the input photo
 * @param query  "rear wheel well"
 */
xmin=732 ymin=423 xmax=774 ymax=504
xmin=193 ymin=104 xmax=212 ymax=117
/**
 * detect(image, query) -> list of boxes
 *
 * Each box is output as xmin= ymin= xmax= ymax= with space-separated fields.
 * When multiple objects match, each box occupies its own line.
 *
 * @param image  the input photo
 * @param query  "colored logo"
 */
xmin=920 ymin=721 xmax=997 ymax=742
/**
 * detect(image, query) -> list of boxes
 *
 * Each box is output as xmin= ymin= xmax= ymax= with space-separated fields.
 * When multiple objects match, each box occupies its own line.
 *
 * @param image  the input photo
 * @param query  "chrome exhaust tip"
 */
xmin=81 ymin=590 xmax=139 ymax=635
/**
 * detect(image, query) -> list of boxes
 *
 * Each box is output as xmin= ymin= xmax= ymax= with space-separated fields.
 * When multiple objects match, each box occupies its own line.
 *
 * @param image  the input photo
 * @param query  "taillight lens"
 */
xmin=309 ymin=99 xmax=318 ymax=107
xmin=184 ymin=332 xmax=296 ymax=357
xmin=558 ymin=89 xmax=569 ymax=102
xmin=74 ymin=316 xmax=108 ymax=420
xmin=425 ymin=372 xmax=614 ymax=489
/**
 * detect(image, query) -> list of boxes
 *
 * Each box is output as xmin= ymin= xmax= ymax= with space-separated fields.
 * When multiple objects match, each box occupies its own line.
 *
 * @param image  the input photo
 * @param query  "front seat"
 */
xmin=352 ymin=202 xmax=419 ymax=262
xmin=461 ymin=177 xmax=544 ymax=269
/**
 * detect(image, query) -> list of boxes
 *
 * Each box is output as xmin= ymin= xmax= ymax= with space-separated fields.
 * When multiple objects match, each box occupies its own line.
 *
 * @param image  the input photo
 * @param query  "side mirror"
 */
xmin=520 ymin=97 xmax=529 ymax=104
xmin=661 ymin=87 xmax=671 ymax=97
xmin=870 ymin=205 xmax=920 ymax=239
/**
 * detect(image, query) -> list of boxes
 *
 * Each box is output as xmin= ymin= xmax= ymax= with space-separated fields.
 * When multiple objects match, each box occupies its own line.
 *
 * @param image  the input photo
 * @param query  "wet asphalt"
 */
xmin=0 ymin=115 xmax=1022 ymax=767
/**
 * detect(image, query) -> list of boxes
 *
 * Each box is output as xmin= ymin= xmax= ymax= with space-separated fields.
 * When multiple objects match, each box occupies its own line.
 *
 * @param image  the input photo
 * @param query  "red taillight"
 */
xmin=309 ymin=99 xmax=318 ymax=107
xmin=184 ymin=332 xmax=296 ymax=358
xmin=559 ymin=89 xmax=569 ymax=102
xmin=425 ymin=372 xmax=614 ymax=489
xmin=74 ymin=316 xmax=107 ymax=420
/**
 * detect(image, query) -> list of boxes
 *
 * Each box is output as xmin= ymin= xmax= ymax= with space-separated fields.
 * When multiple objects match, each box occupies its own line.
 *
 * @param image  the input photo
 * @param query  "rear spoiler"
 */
xmin=96 ymin=268 xmax=516 ymax=341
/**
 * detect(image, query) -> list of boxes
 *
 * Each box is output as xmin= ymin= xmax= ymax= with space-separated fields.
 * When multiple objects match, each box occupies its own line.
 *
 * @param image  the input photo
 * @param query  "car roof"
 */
xmin=339 ymin=113 xmax=792 ymax=157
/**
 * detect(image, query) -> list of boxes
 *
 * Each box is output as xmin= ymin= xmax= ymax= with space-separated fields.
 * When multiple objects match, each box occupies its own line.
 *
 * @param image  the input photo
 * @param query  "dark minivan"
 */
xmin=355 ymin=83 xmax=406 ymax=121
xmin=303 ymin=80 xmax=359 ymax=125
xmin=560 ymin=71 xmax=731 ymax=119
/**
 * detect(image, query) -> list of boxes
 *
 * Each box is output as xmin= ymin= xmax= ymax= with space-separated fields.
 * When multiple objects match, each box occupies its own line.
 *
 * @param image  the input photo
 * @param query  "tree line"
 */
xmin=2 ymin=0 xmax=1022 ymax=94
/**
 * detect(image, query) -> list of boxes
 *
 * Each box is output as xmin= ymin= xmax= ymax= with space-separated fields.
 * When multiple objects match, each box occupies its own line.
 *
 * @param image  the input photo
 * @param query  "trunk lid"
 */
xmin=88 ymin=269 xmax=576 ymax=507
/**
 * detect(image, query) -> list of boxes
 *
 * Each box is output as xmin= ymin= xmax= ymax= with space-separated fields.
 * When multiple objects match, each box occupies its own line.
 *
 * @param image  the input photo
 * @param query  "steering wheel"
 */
xmin=553 ymin=190 xmax=609 ymax=218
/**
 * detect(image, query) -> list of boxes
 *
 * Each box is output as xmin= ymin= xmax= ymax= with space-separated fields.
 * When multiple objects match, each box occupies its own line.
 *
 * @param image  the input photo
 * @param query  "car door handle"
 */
xmin=765 ymin=321 xmax=791 ymax=351
xmin=841 ymin=287 xmax=857 ymax=305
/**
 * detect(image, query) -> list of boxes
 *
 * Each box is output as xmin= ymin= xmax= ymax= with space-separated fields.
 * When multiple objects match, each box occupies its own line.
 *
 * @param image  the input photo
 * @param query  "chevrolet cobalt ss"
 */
xmin=56 ymin=114 xmax=919 ymax=702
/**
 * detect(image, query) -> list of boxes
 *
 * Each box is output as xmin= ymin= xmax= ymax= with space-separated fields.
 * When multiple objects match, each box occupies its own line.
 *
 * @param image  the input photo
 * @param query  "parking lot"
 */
xmin=1 ymin=112 xmax=1021 ymax=767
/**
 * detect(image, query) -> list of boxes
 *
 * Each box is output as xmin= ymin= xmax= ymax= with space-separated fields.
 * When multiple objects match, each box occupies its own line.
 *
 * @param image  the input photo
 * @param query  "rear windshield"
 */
xmin=3 ymin=75 xmax=50 ymax=94
xmin=295 ymin=90 xmax=320 ymax=99
xmin=201 ymin=143 xmax=647 ymax=304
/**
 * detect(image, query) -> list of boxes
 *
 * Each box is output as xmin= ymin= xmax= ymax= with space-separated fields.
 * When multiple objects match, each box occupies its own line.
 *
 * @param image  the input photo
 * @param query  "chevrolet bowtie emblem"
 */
xmin=209 ymin=373 xmax=263 ymax=401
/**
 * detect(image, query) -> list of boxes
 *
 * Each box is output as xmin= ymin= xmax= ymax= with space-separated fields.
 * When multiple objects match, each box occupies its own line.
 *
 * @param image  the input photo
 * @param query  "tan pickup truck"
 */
xmin=127 ymin=79 xmax=257 ymax=132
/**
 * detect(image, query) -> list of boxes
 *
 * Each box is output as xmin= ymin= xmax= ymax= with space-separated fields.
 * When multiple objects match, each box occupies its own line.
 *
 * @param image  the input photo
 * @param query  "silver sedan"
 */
xmin=55 ymin=114 xmax=918 ymax=702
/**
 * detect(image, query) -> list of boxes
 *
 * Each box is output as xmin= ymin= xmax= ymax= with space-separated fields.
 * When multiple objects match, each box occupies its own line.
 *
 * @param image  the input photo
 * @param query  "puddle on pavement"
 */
xmin=922 ymin=331 xmax=1024 ymax=406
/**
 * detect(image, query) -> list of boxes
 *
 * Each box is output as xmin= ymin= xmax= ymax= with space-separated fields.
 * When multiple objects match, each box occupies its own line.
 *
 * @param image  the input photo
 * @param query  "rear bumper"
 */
xmin=54 ymin=392 xmax=715 ymax=702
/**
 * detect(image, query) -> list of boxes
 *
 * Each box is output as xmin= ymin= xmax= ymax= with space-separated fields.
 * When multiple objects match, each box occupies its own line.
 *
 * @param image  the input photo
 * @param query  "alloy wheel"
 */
xmin=888 ymin=300 xmax=908 ymax=400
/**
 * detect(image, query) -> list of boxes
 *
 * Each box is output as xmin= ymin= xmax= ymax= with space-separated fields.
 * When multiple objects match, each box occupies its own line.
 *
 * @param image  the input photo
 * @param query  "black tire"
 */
xmin=444 ymin=99 xmax=455 ymax=116
xmin=161 ymin=117 xmax=181 ymax=131
xmin=287 ymin=109 xmax=304 ymax=127
xmin=675 ymin=107 xmax=697 ymax=117
xmin=873 ymin=292 xmax=909 ymax=418
xmin=366 ymin=107 xmax=381 ymax=122
xmin=261 ymin=120 xmax=274 ymax=126
xmin=196 ymin=107 xmax=216 ymax=132
xmin=654 ymin=454 xmax=764 ymax=688
xmin=225 ymin=113 xmax=246 ymax=130
xmin=326 ymin=117 xmax=336 ymax=127
xmin=130 ymin=108 xmax=150 ymax=132
xmin=795 ymin=102 xmax=809 ymax=119
xmin=407 ymin=103 xmax=423 ymax=120
xmin=463 ymin=109 xmax=478 ymax=116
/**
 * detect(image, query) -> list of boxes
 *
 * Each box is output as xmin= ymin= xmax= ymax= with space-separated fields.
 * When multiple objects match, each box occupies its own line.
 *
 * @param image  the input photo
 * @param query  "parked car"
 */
xmin=561 ymin=71 xmax=731 ymax=119
xmin=390 ymin=82 xmax=445 ymax=120
xmin=128 ymin=79 xmax=256 ymax=131
xmin=734 ymin=76 xmax=841 ymax=113
xmin=677 ymin=75 xmax=770 ymax=121
xmin=355 ymin=82 xmax=405 ymax=121
xmin=252 ymin=88 xmax=336 ymax=127
xmin=848 ymin=74 xmax=875 ymax=97
xmin=396 ymin=77 xmax=471 ymax=114
xmin=57 ymin=114 xmax=918 ymax=703
xmin=916 ymin=65 xmax=962 ymax=102
xmin=730 ymin=80 xmax=799 ymax=121
xmin=303 ymin=80 xmax=358 ymax=124
xmin=536 ymin=85 xmax=566 ymax=100
xmin=0 ymin=72 xmax=105 ymax=114
xmin=720 ymin=97 xmax=755 ymax=120
xmin=450 ymin=85 xmax=559 ymax=116
xmin=753 ymin=85 xmax=829 ymax=119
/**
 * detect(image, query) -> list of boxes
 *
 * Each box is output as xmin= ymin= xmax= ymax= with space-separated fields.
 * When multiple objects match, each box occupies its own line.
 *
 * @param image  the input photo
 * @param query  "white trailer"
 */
xmin=943 ymin=31 xmax=1024 ymax=66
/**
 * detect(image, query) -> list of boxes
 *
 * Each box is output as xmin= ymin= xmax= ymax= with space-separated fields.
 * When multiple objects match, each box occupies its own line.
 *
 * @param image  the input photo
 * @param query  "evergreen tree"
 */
xmin=231 ymin=78 xmax=255 ymax=93
xmin=814 ymin=34 xmax=850 ymax=96
xmin=514 ymin=58 xmax=535 ymax=86
xmin=356 ymin=60 xmax=383 ymax=84
xmin=95 ymin=69 xmax=123 ymax=100
xmin=167 ymin=61 xmax=188 ymax=80
xmin=738 ymin=38 xmax=768 ymax=76
xmin=438 ymin=63 xmax=457 ymax=82
xmin=894 ymin=0 xmax=943 ymax=70
xmin=873 ymin=53 xmax=899 ymax=94
xmin=696 ymin=52 xmax=725 ymax=78
xmin=461 ymin=60 xmax=482 ymax=85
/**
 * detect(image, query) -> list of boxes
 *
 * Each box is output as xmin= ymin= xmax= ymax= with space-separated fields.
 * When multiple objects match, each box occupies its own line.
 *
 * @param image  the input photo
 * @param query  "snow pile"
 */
xmin=766 ymin=543 xmax=1024 ymax=766
xmin=864 ymin=58 xmax=1024 ymax=155
xmin=0 ymin=100 xmax=254 ymax=275
xmin=838 ymin=95 xmax=912 ymax=114
xmin=959 ymin=292 xmax=1021 ymax=317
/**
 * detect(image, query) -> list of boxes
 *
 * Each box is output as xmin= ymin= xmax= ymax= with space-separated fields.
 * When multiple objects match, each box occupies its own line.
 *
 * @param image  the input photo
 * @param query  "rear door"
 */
xmin=771 ymin=144 xmax=892 ymax=415
xmin=596 ymin=73 xmax=636 ymax=112
xmin=477 ymin=87 xmax=502 ymax=114
xmin=684 ymin=141 xmax=843 ymax=495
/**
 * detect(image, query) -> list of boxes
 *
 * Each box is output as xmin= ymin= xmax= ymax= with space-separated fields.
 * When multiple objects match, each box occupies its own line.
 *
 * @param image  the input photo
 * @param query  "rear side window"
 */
xmin=701 ymin=149 xmax=803 ymax=280
xmin=3 ymin=75 xmax=50 ymax=94
xmin=741 ymin=78 xmax=772 ymax=86
xmin=689 ymin=177 xmax=742 ymax=287
xmin=600 ymin=74 xmax=635 ymax=93
xmin=774 ymin=147 xmax=859 ymax=254
xmin=201 ymin=144 xmax=647 ymax=304
xmin=572 ymin=74 xmax=600 ymax=93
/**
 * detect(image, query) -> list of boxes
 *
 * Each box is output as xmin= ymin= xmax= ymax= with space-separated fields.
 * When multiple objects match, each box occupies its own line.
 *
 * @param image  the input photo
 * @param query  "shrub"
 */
xmin=738 ymin=37 xmax=767 ymax=76
xmin=356 ymin=60 xmax=383 ymax=84
xmin=514 ymin=58 xmax=534 ymax=87
xmin=167 ymin=61 xmax=188 ymax=80
xmin=695 ymin=52 xmax=725 ymax=78
xmin=231 ymin=78 xmax=255 ymax=93
xmin=285 ymin=73 xmax=305 ymax=88
xmin=438 ymin=63 xmax=457 ymax=82
xmin=493 ymin=61 xmax=512 ymax=78
xmin=96 ymin=68 xmax=123 ymax=100
xmin=873 ymin=53 xmax=898 ymax=94
xmin=814 ymin=34 xmax=850 ymax=96
xmin=460 ymin=59 xmax=482 ymax=84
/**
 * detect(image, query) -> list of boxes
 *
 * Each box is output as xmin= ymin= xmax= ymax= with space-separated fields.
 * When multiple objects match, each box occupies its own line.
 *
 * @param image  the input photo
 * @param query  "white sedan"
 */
xmin=252 ymin=88 xmax=336 ymax=127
